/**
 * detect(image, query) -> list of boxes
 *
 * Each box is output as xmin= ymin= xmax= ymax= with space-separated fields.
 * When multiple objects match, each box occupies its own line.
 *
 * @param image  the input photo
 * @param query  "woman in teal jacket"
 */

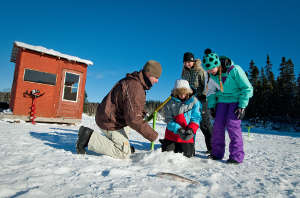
xmin=203 ymin=49 xmax=253 ymax=164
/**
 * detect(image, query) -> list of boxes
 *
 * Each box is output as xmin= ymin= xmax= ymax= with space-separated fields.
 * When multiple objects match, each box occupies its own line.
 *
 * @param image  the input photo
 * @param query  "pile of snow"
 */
xmin=0 ymin=114 xmax=299 ymax=197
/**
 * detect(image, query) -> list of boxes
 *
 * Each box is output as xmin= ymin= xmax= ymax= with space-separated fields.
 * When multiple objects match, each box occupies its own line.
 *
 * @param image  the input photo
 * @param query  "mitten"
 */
xmin=177 ymin=128 xmax=186 ymax=135
xmin=179 ymin=128 xmax=194 ymax=141
xmin=235 ymin=107 xmax=245 ymax=120
xmin=184 ymin=128 xmax=194 ymax=140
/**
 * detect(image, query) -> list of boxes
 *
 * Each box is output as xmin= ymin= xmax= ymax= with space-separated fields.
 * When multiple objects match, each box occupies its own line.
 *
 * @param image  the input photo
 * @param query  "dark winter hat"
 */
xmin=202 ymin=48 xmax=221 ymax=71
xmin=183 ymin=52 xmax=195 ymax=62
xmin=143 ymin=60 xmax=162 ymax=78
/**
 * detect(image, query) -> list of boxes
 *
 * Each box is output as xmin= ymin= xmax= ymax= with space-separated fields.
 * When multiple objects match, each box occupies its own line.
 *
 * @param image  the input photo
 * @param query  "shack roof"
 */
xmin=11 ymin=41 xmax=93 ymax=66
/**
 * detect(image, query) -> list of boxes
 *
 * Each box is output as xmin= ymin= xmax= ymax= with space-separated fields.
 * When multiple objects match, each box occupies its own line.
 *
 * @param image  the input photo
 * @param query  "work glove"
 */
xmin=209 ymin=108 xmax=216 ymax=118
xmin=235 ymin=107 xmax=245 ymax=120
xmin=179 ymin=128 xmax=194 ymax=141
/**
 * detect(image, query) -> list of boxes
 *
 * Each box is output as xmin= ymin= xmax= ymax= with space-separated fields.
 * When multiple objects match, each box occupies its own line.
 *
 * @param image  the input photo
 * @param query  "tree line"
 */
xmin=246 ymin=55 xmax=300 ymax=126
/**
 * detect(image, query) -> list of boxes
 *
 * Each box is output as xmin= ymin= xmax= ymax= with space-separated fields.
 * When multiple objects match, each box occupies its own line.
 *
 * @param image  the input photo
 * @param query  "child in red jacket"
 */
xmin=160 ymin=79 xmax=202 ymax=157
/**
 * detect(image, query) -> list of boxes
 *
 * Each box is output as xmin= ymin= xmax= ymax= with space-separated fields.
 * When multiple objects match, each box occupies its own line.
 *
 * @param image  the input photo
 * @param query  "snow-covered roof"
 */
xmin=10 ymin=41 xmax=93 ymax=66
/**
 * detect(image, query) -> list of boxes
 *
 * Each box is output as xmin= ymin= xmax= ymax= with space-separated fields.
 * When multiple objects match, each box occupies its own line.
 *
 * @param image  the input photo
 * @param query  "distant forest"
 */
xmin=1 ymin=55 xmax=299 ymax=127
xmin=246 ymin=56 xmax=299 ymax=124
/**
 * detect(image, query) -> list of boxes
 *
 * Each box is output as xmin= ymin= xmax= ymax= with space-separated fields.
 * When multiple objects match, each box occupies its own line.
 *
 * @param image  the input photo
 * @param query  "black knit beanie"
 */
xmin=183 ymin=52 xmax=195 ymax=62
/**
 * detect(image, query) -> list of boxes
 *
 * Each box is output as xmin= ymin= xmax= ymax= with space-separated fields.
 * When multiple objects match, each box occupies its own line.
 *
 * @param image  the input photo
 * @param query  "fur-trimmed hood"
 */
xmin=181 ymin=59 xmax=205 ymax=74
xmin=172 ymin=88 xmax=193 ymax=98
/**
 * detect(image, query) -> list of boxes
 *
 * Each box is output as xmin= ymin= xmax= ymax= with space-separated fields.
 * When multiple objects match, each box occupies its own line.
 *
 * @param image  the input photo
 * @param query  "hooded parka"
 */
xmin=96 ymin=71 xmax=158 ymax=142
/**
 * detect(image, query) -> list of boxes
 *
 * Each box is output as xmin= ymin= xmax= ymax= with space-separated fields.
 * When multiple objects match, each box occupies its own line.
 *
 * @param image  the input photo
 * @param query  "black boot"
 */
xmin=130 ymin=145 xmax=135 ymax=154
xmin=159 ymin=139 xmax=175 ymax=152
xmin=207 ymin=154 xmax=221 ymax=160
xmin=76 ymin=126 xmax=94 ymax=154
xmin=226 ymin=158 xmax=239 ymax=164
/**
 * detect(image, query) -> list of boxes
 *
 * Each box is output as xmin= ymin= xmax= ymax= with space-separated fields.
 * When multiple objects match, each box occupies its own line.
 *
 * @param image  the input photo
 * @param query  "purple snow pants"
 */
xmin=211 ymin=103 xmax=244 ymax=163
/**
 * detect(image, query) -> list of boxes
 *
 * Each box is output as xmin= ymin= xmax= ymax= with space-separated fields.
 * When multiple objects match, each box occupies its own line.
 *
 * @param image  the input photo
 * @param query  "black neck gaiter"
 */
xmin=142 ymin=71 xmax=153 ymax=88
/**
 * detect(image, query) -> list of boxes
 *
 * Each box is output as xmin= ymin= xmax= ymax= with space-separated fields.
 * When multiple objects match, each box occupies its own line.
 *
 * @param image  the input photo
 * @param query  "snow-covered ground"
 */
xmin=0 ymin=114 xmax=299 ymax=198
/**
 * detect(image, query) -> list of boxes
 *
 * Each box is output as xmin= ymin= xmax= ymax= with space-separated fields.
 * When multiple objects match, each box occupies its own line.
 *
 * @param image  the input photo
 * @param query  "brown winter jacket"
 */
xmin=95 ymin=71 xmax=158 ymax=142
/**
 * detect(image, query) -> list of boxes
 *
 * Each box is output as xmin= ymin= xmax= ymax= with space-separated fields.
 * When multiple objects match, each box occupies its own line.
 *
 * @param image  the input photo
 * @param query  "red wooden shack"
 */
xmin=8 ymin=41 xmax=93 ymax=124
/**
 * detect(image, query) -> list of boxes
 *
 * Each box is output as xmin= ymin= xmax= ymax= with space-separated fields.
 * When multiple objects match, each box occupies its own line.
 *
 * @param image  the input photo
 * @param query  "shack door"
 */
xmin=57 ymin=70 xmax=82 ymax=118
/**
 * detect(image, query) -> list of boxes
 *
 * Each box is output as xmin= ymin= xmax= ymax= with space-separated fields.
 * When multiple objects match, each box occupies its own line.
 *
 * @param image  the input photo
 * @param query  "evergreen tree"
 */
xmin=277 ymin=57 xmax=297 ymax=120
xmin=296 ymin=74 xmax=300 ymax=98
xmin=249 ymin=60 xmax=259 ymax=86
xmin=295 ymin=74 xmax=300 ymax=119
xmin=254 ymin=78 xmax=264 ymax=121
xmin=278 ymin=57 xmax=288 ymax=84
xmin=285 ymin=59 xmax=297 ymax=118
xmin=260 ymin=68 xmax=268 ymax=91
xmin=277 ymin=57 xmax=287 ymax=117
xmin=265 ymin=55 xmax=274 ymax=82
xmin=264 ymin=55 xmax=277 ymax=117
xmin=246 ymin=60 xmax=260 ymax=119
xmin=259 ymin=68 xmax=270 ymax=121
xmin=286 ymin=59 xmax=296 ymax=92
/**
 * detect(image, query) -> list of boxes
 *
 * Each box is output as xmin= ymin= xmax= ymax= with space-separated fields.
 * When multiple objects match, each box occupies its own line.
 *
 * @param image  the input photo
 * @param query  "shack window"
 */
xmin=24 ymin=69 xmax=56 ymax=85
xmin=63 ymin=72 xmax=80 ymax=102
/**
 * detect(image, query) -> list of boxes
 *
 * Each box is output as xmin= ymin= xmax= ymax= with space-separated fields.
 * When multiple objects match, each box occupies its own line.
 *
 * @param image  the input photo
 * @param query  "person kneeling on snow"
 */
xmin=160 ymin=79 xmax=202 ymax=158
xmin=202 ymin=49 xmax=253 ymax=164
xmin=76 ymin=60 xmax=162 ymax=159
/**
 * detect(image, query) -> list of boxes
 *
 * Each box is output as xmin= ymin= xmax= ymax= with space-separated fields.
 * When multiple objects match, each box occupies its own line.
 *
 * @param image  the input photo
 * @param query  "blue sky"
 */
xmin=0 ymin=0 xmax=299 ymax=102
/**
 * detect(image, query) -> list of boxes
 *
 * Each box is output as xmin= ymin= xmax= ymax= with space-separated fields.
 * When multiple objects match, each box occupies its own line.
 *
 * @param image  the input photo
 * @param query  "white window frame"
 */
xmin=62 ymin=71 xmax=80 ymax=102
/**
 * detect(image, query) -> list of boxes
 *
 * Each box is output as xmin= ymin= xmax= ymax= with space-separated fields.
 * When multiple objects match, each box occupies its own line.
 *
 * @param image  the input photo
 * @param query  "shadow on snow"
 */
xmin=129 ymin=140 xmax=161 ymax=151
xmin=30 ymin=129 xmax=78 ymax=154
xmin=241 ymin=126 xmax=300 ymax=138
xmin=29 ymin=128 xmax=161 ymax=155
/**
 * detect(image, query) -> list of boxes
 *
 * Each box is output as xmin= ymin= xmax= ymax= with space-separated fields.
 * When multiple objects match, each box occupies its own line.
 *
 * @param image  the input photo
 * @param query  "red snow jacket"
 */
xmin=164 ymin=96 xmax=201 ymax=143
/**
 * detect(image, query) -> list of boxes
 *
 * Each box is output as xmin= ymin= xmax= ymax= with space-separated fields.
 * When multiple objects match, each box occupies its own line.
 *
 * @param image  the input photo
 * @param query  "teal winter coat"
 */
xmin=207 ymin=64 xmax=253 ymax=109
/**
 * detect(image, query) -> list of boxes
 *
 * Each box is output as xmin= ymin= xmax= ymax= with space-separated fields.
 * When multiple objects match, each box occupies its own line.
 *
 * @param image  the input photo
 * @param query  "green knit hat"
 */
xmin=143 ymin=60 xmax=162 ymax=78
xmin=202 ymin=48 xmax=221 ymax=71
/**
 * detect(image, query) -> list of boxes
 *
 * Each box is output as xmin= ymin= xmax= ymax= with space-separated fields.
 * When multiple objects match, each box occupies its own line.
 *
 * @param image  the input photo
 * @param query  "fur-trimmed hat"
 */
xmin=172 ymin=79 xmax=193 ymax=96
xmin=202 ymin=48 xmax=221 ymax=71
xmin=143 ymin=60 xmax=162 ymax=78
